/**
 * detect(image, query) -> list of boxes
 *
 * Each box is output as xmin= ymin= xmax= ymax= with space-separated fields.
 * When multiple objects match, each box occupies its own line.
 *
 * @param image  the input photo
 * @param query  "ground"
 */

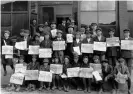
xmin=1 ymin=65 xmax=133 ymax=94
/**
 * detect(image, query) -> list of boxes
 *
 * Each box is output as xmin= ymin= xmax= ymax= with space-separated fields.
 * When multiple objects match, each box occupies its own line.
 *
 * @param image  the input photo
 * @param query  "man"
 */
xmin=70 ymin=19 xmax=78 ymax=33
xmin=121 ymin=29 xmax=133 ymax=74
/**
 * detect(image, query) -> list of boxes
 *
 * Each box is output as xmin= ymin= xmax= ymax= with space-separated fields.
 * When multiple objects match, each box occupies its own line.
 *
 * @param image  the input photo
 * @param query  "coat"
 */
xmin=63 ymin=63 xmax=71 ymax=75
xmin=58 ymin=24 xmax=67 ymax=39
xmin=39 ymin=65 xmax=50 ymax=71
xmin=27 ymin=62 xmax=39 ymax=70
xmin=30 ymin=24 xmax=38 ymax=37
xmin=121 ymin=37 xmax=133 ymax=58
xmin=40 ymin=39 xmax=52 ymax=48
xmin=102 ymin=65 xmax=113 ymax=79
xmin=94 ymin=36 xmax=106 ymax=55
xmin=31 ymin=40 xmax=41 ymax=46
xmin=81 ymin=38 xmax=94 ymax=44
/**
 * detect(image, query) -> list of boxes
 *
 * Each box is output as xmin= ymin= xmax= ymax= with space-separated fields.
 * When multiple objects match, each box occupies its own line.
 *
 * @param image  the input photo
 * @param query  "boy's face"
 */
xmin=12 ymin=58 xmax=18 ymax=64
xmin=83 ymin=58 xmax=88 ymax=64
xmin=44 ymin=62 xmax=48 ymax=66
xmin=20 ymin=32 xmax=24 ymax=36
xmin=76 ymin=34 xmax=80 ymax=39
xmin=55 ymin=58 xmax=59 ymax=63
xmin=33 ymin=20 xmax=36 ymax=24
xmin=109 ymin=31 xmax=114 ymax=36
xmin=19 ymin=59 xmax=24 ymax=63
xmin=45 ymin=22 xmax=48 ymax=26
xmin=62 ymin=20 xmax=66 ymax=24
xmin=92 ymin=25 xmax=97 ymax=30
xmin=39 ymin=27 xmax=43 ymax=31
xmin=94 ymin=59 xmax=99 ymax=63
xmin=4 ymin=33 xmax=9 ymax=38
xmin=68 ymin=28 xmax=73 ymax=34
xmin=57 ymin=33 xmax=62 ymax=38
xmin=103 ymin=62 xmax=108 ymax=67
xmin=45 ymin=35 xmax=49 ymax=40
xmin=32 ymin=57 xmax=36 ymax=62
xmin=35 ymin=36 xmax=40 ymax=41
xmin=64 ymin=58 xmax=69 ymax=64
xmin=124 ymin=32 xmax=130 ymax=38
xmin=74 ymin=58 xmax=78 ymax=63
xmin=86 ymin=33 xmax=91 ymax=38
xmin=51 ymin=24 xmax=56 ymax=29
xmin=120 ymin=61 xmax=125 ymax=66
xmin=97 ymin=30 xmax=102 ymax=36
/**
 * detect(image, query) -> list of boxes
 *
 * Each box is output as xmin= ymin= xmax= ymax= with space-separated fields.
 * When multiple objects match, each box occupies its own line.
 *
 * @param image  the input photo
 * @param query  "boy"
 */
xmin=71 ymin=52 xmax=81 ymax=90
xmin=50 ymin=22 xmax=57 ymax=40
xmin=2 ymin=30 xmax=14 ymax=76
xmin=82 ymin=31 xmax=94 ymax=62
xmin=102 ymin=59 xmax=115 ymax=94
xmin=81 ymin=56 xmax=93 ymax=93
xmin=94 ymin=28 xmax=106 ymax=61
xmin=121 ymin=29 xmax=133 ymax=74
xmin=30 ymin=33 xmax=41 ymax=45
xmin=53 ymin=30 xmax=66 ymax=64
xmin=92 ymin=55 xmax=103 ymax=94
xmin=26 ymin=55 xmax=39 ymax=91
xmin=62 ymin=56 xmax=71 ymax=92
xmin=39 ymin=58 xmax=51 ymax=91
xmin=106 ymin=28 xmax=120 ymax=66
xmin=51 ymin=57 xmax=62 ymax=90
xmin=114 ymin=58 xmax=131 ymax=94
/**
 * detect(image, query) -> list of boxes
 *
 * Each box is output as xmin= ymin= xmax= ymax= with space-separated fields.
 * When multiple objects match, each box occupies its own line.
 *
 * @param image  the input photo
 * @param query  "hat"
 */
xmin=73 ymin=52 xmax=79 ymax=59
xmin=24 ymin=30 xmax=30 ymax=34
xmin=32 ymin=55 xmax=37 ymax=58
xmin=71 ymin=19 xmax=75 ymax=23
xmin=44 ymin=32 xmax=50 ymax=36
xmin=118 ymin=58 xmax=125 ymax=62
xmin=91 ymin=23 xmax=97 ymax=26
xmin=75 ymin=31 xmax=81 ymax=35
xmin=102 ymin=59 xmax=108 ymax=63
xmin=4 ymin=30 xmax=10 ymax=34
xmin=51 ymin=21 xmax=56 ymax=25
xmin=64 ymin=55 xmax=70 ymax=59
xmin=86 ymin=31 xmax=93 ymax=34
xmin=93 ymin=55 xmax=99 ymax=60
xmin=68 ymin=25 xmax=73 ymax=28
xmin=35 ymin=32 xmax=40 ymax=37
xmin=96 ymin=28 xmax=102 ymax=32
xmin=123 ymin=29 xmax=130 ymax=33
xmin=38 ymin=24 xmax=44 ymax=27
xmin=83 ymin=55 xmax=88 ymax=59
xmin=20 ymin=29 xmax=25 ymax=33
xmin=43 ymin=58 xmax=49 ymax=63
xmin=56 ymin=30 xmax=62 ymax=34
xmin=108 ymin=28 xmax=115 ymax=32
xmin=19 ymin=55 xmax=24 ymax=60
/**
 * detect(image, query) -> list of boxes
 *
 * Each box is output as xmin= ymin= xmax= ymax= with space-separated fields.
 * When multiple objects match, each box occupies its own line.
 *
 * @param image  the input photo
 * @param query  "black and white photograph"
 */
xmin=1 ymin=0 xmax=133 ymax=94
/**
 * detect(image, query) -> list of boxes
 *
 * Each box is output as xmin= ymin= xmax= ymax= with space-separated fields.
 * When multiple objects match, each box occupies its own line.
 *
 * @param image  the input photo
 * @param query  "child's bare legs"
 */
xmin=87 ymin=78 xmax=92 ymax=93
xmin=46 ymin=82 xmax=51 ymax=90
xmin=15 ymin=85 xmax=21 ymax=92
xmin=39 ymin=82 xmax=43 ymax=91
xmin=56 ymin=75 xmax=62 ymax=90
xmin=52 ymin=74 xmax=56 ymax=90
xmin=83 ymin=78 xmax=87 ymax=92
xmin=8 ymin=84 xmax=15 ymax=91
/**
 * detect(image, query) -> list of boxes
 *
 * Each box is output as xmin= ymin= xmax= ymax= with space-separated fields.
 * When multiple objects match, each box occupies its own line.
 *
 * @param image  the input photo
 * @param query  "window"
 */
xmin=13 ymin=1 xmax=28 ymax=11
xmin=80 ymin=1 xmax=116 ymax=25
xmin=1 ymin=3 xmax=11 ymax=11
xmin=127 ymin=1 xmax=133 ymax=10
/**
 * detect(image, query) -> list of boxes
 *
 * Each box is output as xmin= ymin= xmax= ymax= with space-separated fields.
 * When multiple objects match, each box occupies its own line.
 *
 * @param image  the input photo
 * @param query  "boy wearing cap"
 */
xmin=50 ymin=22 xmax=58 ymax=40
xmin=106 ymin=28 xmax=120 ymax=66
xmin=92 ymin=55 xmax=103 ymax=94
xmin=102 ymin=59 xmax=116 ymax=93
xmin=90 ymin=23 xmax=98 ymax=38
xmin=121 ymin=29 xmax=133 ymax=74
xmin=26 ymin=55 xmax=39 ymax=91
xmin=114 ymin=58 xmax=131 ymax=94
xmin=51 ymin=57 xmax=62 ymax=90
xmin=53 ymin=30 xmax=66 ymax=64
xmin=37 ymin=24 xmax=45 ymax=36
xmin=31 ymin=33 xmax=41 ymax=45
xmin=2 ymin=30 xmax=14 ymax=76
xmin=94 ymin=28 xmax=106 ymax=61
xmin=62 ymin=56 xmax=71 ymax=92
xmin=39 ymin=58 xmax=51 ymax=91
xmin=82 ymin=31 xmax=94 ymax=62
xmin=81 ymin=56 xmax=93 ymax=93
xmin=71 ymin=52 xmax=82 ymax=90
xmin=30 ymin=19 xmax=38 ymax=38
xmin=70 ymin=19 xmax=78 ymax=33
xmin=40 ymin=32 xmax=52 ymax=48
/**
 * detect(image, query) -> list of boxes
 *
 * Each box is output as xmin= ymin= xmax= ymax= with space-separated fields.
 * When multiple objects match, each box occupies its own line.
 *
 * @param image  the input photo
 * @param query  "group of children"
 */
xmin=1 ymin=20 xmax=133 ymax=94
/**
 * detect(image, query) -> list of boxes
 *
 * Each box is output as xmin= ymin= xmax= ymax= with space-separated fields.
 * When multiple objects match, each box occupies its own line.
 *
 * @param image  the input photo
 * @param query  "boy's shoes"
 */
xmin=77 ymin=87 xmax=82 ymax=91
xmin=39 ymin=87 xmax=43 ymax=91
xmin=66 ymin=87 xmax=69 ymax=92
xmin=15 ymin=87 xmax=20 ymax=92
xmin=111 ymin=89 xmax=116 ymax=94
xmin=58 ymin=87 xmax=62 ymax=91
xmin=3 ymin=71 xmax=7 ymax=76
xmin=98 ymin=89 xmax=103 ymax=94
xmin=128 ymin=90 xmax=131 ymax=94
xmin=84 ymin=89 xmax=87 ymax=93
xmin=46 ymin=87 xmax=50 ymax=91
xmin=51 ymin=86 xmax=56 ymax=90
xmin=87 ymin=88 xmax=91 ymax=93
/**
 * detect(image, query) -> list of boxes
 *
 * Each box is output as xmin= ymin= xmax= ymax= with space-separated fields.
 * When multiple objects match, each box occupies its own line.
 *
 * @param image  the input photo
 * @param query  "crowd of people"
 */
xmin=1 ymin=18 xmax=133 ymax=94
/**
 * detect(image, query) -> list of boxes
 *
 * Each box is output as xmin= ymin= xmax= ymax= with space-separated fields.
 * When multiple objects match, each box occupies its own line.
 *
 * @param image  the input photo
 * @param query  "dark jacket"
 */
xmin=27 ymin=62 xmax=39 ymax=70
xmin=102 ymin=65 xmax=113 ymax=79
xmin=121 ymin=37 xmax=133 ymax=58
xmin=40 ymin=39 xmax=52 ymax=48
xmin=39 ymin=65 xmax=50 ymax=71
